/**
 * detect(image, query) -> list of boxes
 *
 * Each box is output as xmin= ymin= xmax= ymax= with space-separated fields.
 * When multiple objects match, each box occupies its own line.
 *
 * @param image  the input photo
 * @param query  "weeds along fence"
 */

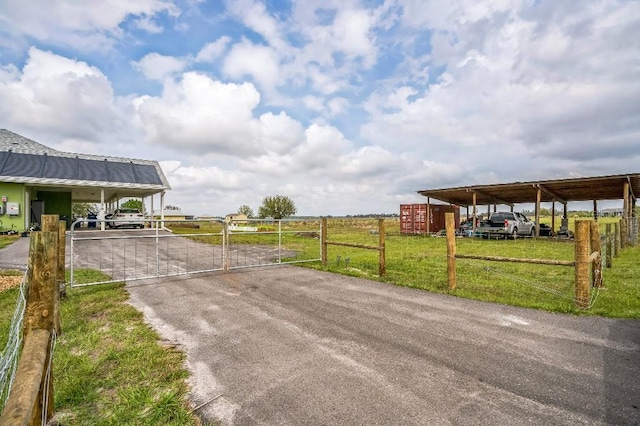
xmin=445 ymin=214 xmax=620 ymax=310
xmin=1 ymin=215 xmax=64 ymax=425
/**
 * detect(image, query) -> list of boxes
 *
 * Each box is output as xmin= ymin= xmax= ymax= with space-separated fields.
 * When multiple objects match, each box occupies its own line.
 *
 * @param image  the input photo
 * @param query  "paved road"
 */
xmin=0 ymin=236 xmax=29 ymax=270
xmin=127 ymin=266 xmax=640 ymax=425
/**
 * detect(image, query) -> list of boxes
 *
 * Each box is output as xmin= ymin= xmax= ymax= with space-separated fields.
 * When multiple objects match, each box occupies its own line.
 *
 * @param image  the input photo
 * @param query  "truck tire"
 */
xmin=530 ymin=228 xmax=535 ymax=237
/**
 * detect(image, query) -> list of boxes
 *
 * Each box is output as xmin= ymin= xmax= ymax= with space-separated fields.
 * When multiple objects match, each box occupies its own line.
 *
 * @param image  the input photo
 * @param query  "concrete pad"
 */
xmin=126 ymin=266 xmax=640 ymax=425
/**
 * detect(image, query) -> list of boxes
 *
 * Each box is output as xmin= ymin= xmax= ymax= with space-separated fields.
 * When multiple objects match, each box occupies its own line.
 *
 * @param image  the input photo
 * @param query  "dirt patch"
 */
xmin=0 ymin=275 xmax=23 ymax=292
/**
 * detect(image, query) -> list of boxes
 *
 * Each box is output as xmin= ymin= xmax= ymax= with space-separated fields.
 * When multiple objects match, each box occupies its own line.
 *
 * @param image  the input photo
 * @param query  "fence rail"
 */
xmin=446 ymin=215 xmax=610 ymax=309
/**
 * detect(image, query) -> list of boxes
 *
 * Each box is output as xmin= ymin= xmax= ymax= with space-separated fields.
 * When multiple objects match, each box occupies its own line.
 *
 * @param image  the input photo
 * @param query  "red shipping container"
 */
xmin=400 ymin=204 xmax=460 ymax=235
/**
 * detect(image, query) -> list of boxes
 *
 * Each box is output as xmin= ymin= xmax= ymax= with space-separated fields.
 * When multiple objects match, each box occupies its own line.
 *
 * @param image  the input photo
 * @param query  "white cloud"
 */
xmin=195 ymin=36 xmax=231 ymax=63
xmin=327 ymin=97 xmax=348 ymax=117
xmin=1 ymin=1 xmax=639 ymax=217
xmin=361 ymin=0 xmax=640 ymax=184
xmin=133 ymin=53 xmax=188 ymax=81
xmin=259 ymin=112 xmax=305 ymax=154
xmin=134 ymin=72 xmax=262 ymax=155
xmin=0 ymin=0 xmax=179 ymax=51
xmin=223 ymin=39 xmax=280 ymax=95
xmin=0 ymin=47 xmax=124 ymax=145
xmin=225 ymin=0 xmax=289 ymax=53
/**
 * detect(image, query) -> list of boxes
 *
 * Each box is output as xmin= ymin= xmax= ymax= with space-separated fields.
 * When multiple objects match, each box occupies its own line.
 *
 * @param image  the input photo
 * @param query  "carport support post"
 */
xmin=321 ymin=217 xmax=327 ymax=267
xmin=445 ymin=213 xmax=456 ymax=291
xmin=378 ymin=219 xmax=385 ymax=277
xmin=605 ymin=223 xmax=612 ymax=268
xmin=472 ymin=193 xmax=477 ymax=233
xmin=574 ymin=220 xmax=590 ymax=309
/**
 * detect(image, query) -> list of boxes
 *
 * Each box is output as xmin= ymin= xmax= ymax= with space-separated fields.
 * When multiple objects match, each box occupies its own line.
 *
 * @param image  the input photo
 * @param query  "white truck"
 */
xmin=477 ymin=212 xmax=535 ymax=239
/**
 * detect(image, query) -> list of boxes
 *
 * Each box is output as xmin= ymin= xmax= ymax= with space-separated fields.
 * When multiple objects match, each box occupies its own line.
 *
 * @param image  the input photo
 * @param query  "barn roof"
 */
xmin=0 ymin=129 xmax=170 ymax=201
xmin=417 ymin=173 xmax=639 ymax=207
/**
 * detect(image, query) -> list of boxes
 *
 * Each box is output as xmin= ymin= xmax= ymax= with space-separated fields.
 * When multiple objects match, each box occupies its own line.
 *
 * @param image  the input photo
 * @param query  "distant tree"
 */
xmin=72 ymin=202 xmax=98 ymax=218
xmin=121 ymin=199 xmax=145 ymax=212
xmin=238 ymin=205 xmax=254 ymax=218
xmin=165 ymin=205 xmax=181 ymax=210
xmin=538 ymin=208 xmax=551 ymax=217
xmin=257 ymin=195 xmax=297 ymax=219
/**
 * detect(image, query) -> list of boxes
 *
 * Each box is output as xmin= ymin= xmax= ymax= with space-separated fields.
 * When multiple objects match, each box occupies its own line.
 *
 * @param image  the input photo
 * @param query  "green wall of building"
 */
xmin=0 ymin=183 xmax=74 ymax=232
xmin=0 ymin=182 xmax=26 ymax=232
xmin=37 ymin=191 xmax=73 ymax=229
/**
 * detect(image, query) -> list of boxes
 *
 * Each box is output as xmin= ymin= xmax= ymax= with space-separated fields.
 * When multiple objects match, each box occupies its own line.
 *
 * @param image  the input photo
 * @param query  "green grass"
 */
xmin=0 ymin=235 xmax=19 ymax=249
xmin=208 ymin=217 xmax=639 ymax=318
xmin=0 ymin=269 xmax=203 ymax=425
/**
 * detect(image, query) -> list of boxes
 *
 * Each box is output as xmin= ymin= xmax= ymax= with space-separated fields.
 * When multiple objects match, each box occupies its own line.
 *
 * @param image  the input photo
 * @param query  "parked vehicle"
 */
xmin=477 ymin=212 xmax=535 ymax=239
xmin=107 ymin=208 xmax=145 ymax=229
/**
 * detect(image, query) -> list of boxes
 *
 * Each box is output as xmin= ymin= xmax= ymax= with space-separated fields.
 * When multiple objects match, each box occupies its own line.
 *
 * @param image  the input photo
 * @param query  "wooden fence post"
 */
xmin=621 ymin=218 xmax=628 ymax=249
xmin=378 ymin=219 xmax=386 ymax=277
xmin=41 ymin=215 xmax=62 ymax=336
xmin=321 ymin=217 xmax=327 ymax=267
xmin=614 ymin=221 xmax=620 ymax=257
xmin=574 ymin=220 xmax=590 ymax=309
xmin=0 ymin=329 xmax=51 ymax=426
xmin=445 ymin=213 xmax=456 ymax=291
xmin=23 ymin=229 xmax=57 ymax=423
xmin=605 ymin=223 xmax=612 ymax=269
xmin=589 ymin=220 xmax=602 ymax=288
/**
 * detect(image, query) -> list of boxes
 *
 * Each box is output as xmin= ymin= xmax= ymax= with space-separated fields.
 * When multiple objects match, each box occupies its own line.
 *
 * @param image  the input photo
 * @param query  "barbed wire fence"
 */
xmin=0 ymin=269 xmax=28 ymax=413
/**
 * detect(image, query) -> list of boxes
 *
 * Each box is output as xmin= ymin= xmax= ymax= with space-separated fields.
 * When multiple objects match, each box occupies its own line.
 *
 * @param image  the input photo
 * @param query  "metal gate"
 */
xmin=68 ymin=218 xmax=322 ymax=287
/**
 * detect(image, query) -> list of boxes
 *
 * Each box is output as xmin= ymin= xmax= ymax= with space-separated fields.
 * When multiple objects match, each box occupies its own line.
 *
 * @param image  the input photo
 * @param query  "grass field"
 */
xmin=0 ymin=269 xmax=204 ymax=425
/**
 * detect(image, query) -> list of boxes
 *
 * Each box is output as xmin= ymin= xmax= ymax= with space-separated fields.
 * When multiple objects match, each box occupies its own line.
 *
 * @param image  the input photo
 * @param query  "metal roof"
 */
xmin=0 ymin=129 xmax=171 ymax=202
xmin=417 ymin=173 xmax=639 ymax=207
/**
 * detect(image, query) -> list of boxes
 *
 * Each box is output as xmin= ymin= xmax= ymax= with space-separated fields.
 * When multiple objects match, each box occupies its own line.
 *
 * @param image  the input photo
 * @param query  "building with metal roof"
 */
xmin=417 ymin=173 xmax=638 ymax=236
xmin=0 ymin=129 xmax=171 ymax=232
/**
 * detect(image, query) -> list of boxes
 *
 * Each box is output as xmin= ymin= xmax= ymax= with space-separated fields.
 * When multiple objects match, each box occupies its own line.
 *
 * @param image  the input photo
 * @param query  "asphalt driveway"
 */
xmin=126 ymin=266 xmax=640 ymax=425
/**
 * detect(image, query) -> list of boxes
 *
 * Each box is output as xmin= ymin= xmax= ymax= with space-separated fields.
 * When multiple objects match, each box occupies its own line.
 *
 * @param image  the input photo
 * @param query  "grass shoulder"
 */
xmin=0 ymin=269 xmax=206 ymax=425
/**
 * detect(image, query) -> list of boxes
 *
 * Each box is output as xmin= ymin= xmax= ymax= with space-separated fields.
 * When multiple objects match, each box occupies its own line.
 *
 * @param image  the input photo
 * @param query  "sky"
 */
xmin=0 ymin=0 xmax=638 ymax=216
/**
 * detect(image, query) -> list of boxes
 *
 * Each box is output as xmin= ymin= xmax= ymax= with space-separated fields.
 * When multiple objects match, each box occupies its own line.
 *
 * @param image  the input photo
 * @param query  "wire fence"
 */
xmin=0 ymin=269 xmax=28 ymax=414
xmin=319 ymin=216 xmax=628 ymax=311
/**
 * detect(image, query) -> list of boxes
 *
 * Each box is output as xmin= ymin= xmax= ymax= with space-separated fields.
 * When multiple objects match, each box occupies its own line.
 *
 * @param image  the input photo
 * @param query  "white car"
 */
xmin=107 ymin=208 xmax=145 ymax=229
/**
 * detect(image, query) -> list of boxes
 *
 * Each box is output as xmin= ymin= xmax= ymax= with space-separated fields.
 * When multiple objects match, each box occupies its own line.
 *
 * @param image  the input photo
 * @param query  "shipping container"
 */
xmin=400 ymin=204 xmax=460 ymax=235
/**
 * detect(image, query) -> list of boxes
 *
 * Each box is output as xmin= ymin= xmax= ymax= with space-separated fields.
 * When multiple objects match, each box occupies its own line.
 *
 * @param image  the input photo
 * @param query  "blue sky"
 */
xmin=0 ymin=0 xmax=638 ymax=216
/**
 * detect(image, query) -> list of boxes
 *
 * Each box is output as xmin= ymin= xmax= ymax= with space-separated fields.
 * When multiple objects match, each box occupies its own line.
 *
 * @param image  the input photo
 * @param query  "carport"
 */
xmin=418 ymin=173 xmax=639 ymax=236
xmin=0 ymin=129 xmax=171 ymax=231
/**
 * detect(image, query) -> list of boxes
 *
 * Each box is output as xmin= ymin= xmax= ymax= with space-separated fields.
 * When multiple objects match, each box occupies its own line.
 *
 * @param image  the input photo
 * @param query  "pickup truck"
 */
xmin=477 ymin=212 xmax=535 ymax=239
